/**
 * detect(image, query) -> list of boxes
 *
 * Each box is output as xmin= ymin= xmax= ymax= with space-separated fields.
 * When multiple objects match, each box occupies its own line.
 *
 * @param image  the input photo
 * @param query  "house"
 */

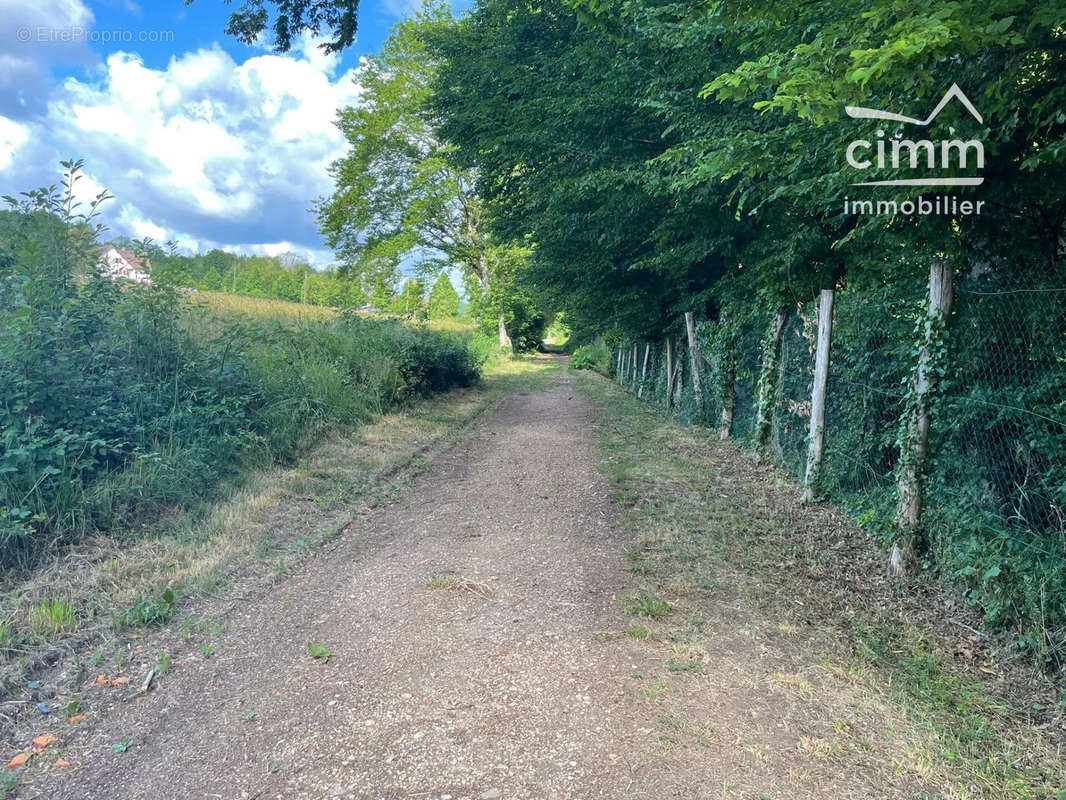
xmin=98 ymin=246 xmax=152 ymax=284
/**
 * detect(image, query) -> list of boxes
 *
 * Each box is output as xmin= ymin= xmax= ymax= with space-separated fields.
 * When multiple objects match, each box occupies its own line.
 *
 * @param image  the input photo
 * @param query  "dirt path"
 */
xmin=20 ymin=367 xmax=1053 ymax=800
xmin=21 ymin=372 xmax=721 ymax=799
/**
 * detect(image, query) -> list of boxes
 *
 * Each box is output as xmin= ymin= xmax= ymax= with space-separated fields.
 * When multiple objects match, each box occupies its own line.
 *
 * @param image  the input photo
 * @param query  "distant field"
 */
xmin=424 ymin=316 xmax=477 ymax=336
xmin=188 ymin=291 xmax=477 ymax=336
xmin=189 ymin=291 xmax=339 ymax=322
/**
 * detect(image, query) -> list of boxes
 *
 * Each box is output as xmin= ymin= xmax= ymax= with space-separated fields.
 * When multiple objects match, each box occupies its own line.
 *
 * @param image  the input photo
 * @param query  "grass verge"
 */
xmin=574 ymin=368 xmax=1065 ymax=800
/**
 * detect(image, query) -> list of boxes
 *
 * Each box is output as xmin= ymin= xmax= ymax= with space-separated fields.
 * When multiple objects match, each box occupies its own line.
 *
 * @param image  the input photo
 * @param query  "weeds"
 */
xmin=29 ymin=599 xmax=75 ymax=637
xmin=666 ymin=658 xmax=705 ymax=674
xmin=116 ymin=589 xmax=176 ymax=629
xmin=306 ymin=641 xmax=331 ymax=663
xmin=626 ymin=594 xmax=671 ymax=620
xmin=627 ymin=624 xmax=652 ymax=641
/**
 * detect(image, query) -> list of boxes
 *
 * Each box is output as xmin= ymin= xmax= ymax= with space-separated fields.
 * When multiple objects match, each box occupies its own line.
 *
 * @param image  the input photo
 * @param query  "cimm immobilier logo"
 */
xmin=843 ymin=84 xmax=986 ymax=217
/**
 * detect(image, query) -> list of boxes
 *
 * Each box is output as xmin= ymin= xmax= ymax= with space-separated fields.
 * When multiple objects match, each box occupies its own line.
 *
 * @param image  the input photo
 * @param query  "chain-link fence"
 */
xmin=612 ymin=267 xmax=1066 ymax=658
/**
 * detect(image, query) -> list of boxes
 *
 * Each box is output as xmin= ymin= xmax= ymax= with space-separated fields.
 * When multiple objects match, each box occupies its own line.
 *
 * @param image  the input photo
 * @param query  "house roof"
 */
xmin=101 ymin=246 xmax=151 ymax=273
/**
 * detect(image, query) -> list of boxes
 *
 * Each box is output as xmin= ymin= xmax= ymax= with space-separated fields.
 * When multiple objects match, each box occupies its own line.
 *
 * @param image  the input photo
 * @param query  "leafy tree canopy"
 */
xmin=188 ymin=0 xmax=359 ymax=53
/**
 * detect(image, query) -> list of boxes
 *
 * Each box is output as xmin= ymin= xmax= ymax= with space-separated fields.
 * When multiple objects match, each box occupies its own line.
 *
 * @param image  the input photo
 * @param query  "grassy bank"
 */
xmin=0 ymin=277 xmax=481 ymax=571
xmin=0 ymin=171 xmax=488 ymax=571
xmin=0 ymin=356 xmax=560 ymax=672
xmin=573 ymin=368 xmax=1065 ymax=800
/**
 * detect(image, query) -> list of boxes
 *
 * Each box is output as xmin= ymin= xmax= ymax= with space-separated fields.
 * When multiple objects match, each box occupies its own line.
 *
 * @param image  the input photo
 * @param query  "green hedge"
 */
xmin=0 ymin=208 xmax=480 ymax=569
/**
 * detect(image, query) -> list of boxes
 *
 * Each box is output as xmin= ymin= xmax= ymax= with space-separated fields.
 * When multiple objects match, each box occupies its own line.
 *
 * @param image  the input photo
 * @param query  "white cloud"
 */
xmin=0 ymin=0 xmax=96 ymax=116
xmin=0 ymin=115 xmax=30 ymax=170
xmin=176 ymin=236 xmax=335 ymax=268
xmin=382 ymin=0 xmax=425 ymax=18
xmin=116 ymin=205 xmax=167 ymax=241
xmin=292 ymin=30 xmax=342 ymax=77
xmin=234 ymin=240 xmax=334 ymax=266
xmin=0 ymin=39 xmax=364 ymax=261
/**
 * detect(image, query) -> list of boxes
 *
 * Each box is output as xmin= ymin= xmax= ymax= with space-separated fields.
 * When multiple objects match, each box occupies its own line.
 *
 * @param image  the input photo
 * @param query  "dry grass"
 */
xmin=423 ymin=317 xmax=477 ymax=336
xmin=187 ymin=291 xmax=339 ymax=322
xmin=187 ymin=292 xmax=476 ymax=337
xmin=425 ymin=572 xmax=494 ymax=596
xmin=575 ymin=368 xmax=1066 ymax=800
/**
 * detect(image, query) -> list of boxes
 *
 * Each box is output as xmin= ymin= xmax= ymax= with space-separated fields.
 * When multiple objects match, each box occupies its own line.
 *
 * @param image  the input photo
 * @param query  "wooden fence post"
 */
xmin=893 ymin=261 xmax=954 ymax=574
xmin=716 ymin=315 xmax=735 ymax=440
xmin=719 ymin=356 xmax=735 ymax=440
xmin=673 ymin=349 xmax=684 ymax=410
xmin=637 ymin=343 xmax=650 ymax=398
xmin=684 ymin=312 xmax=703 ymax=411
xmin=665 ymin=338 xmax=674 ymax=410
xmin=631 ymin=344 xmax=638 ymax=388
xmin=802 ymin=289 xmax=835 ymax=502
xmin=754 ymin=307 xmax=788 ymax=457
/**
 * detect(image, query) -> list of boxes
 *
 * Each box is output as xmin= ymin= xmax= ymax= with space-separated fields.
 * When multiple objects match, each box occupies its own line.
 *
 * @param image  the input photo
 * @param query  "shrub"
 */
xmin=570 ymin=338 xmax=611 ymax=373
xmin=117 ymin=588 xmax=176 ymax=629
xmin=0 ymin=165 xmax=483 ymax=569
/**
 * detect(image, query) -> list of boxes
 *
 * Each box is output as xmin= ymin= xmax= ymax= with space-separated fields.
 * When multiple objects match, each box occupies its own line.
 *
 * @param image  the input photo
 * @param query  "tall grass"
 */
xmin=0 ymin=166 xmax=482 ymax=570
xmin=190 ymin=291 xmax=339 ymax=323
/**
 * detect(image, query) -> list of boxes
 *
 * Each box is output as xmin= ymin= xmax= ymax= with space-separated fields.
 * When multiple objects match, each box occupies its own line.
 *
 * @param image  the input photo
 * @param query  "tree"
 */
xmin=317 ymin=2 xmax=517 ymax=348
xmin=199 ymin=266 xmax=222 ymax=291
xmin=189 ymin=0 xmax=359 ymax=53
xmin=369 ymin=277 xmax=397 ymax=312
xmin=427 ymin=271 xmax=460 ymax=318
xmin=392 ymin=277 xmax=427 ymax=319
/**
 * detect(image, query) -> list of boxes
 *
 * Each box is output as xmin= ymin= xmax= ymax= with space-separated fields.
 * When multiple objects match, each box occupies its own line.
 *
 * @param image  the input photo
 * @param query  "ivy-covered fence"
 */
xmin=611 ymin=266 xmax=1066 ymax=662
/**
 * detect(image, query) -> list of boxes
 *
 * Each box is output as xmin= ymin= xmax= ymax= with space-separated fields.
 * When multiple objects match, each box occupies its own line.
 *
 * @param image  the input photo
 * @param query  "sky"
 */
xmin=0 ymin=0 xmax=463 ymax=267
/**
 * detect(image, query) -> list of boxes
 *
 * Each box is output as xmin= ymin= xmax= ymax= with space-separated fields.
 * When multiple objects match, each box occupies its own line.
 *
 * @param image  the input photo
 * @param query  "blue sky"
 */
xmin=0 ymin=0 xmax=465 ymax=267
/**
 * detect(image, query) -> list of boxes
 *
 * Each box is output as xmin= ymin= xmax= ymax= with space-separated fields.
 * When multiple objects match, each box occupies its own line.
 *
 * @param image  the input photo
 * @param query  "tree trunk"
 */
xmin=475 ymin=250 xmax=512 ymax=350
xmin=893 ymin=261 xmax=954 ymax=575
xmin=665 ymin=338 xmax=674 ymax=410
xmin=637 ymin=344 xmax=650 ymax=398
xmin=684 ymin=312 xmax=703 ymax=412
xmin=802 ymin=289 xmax=835 ymax=502
xmin=497 ymin=312 xmax=512 ymax=350
xmin=718 ymin=315 xmax=735 ymax=440
xmin=754 ymin=307 xmax=788 ymax=457
xmin=719 ymin=356 xmax=735 ymax=441
xmin=673 ymin=352 xmax=684 ymax=409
